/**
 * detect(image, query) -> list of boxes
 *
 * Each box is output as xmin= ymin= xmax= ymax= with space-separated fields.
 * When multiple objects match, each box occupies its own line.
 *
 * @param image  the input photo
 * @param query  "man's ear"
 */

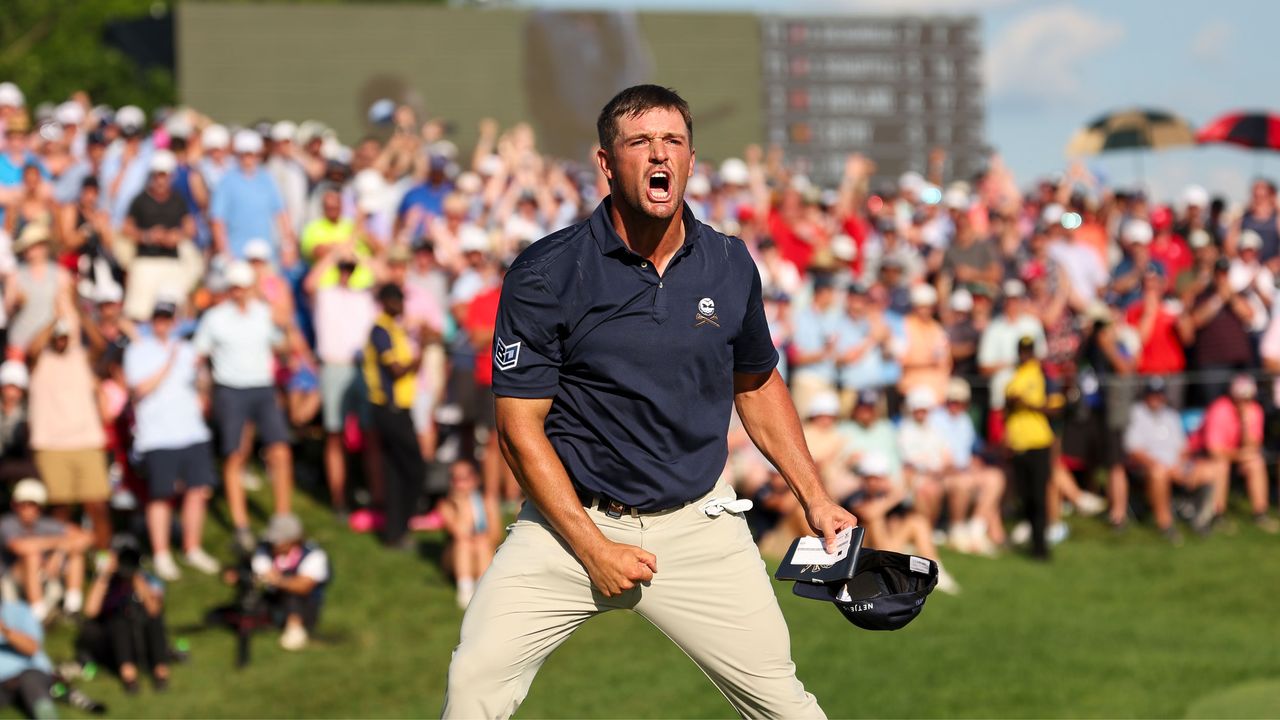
xmin=595 ymin=145 xmax=613 ymax=183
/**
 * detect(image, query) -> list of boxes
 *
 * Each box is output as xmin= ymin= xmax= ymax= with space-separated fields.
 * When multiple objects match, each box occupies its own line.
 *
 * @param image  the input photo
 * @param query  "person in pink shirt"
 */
xmin=1198 ymin=375 xmax=1277 ymax=533
xmin=306 ymin=248 xmax=377 ymax=518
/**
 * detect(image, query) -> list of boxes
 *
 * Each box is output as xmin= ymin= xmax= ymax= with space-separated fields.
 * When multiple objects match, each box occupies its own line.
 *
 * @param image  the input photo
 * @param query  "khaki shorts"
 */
xmin=34 ymin=449 xmax=110 ymax=504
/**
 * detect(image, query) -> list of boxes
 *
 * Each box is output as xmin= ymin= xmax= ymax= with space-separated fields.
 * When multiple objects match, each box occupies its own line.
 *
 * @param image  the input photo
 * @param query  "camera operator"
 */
xmin=77 ymin=539 xmax=171 ymax=693
xmin=0 ymin=598 xmax=57 ymax=719
xmin=246 ymin=514 xmax=330 ymax=651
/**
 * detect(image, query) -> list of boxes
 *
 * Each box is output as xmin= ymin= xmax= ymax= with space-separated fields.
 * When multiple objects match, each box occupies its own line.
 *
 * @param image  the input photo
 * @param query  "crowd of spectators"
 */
xmin=0 ymin=76 xmax=1277 ymax=708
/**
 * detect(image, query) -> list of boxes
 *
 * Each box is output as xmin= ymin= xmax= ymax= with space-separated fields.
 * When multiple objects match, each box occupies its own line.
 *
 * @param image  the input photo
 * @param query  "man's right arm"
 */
xmin=495 ymin=396 xmax=656 ymax=597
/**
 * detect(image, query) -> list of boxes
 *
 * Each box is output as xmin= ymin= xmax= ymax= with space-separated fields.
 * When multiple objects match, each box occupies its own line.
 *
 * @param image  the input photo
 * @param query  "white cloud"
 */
xmin=809 ymin=0 xmax=1020 ymax=10
xmin=851 ymin=0 xmax=1019 ymax=10
xmin=1191 ymin=20 xmax=1231 ymax=62
xmin=986 ymin=4 xmax=1123 ymax=105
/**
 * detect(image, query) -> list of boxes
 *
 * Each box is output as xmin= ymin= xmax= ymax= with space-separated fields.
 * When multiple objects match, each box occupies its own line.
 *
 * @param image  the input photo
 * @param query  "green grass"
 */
xmin=36 ymin=488 xmax=1280 ymax=719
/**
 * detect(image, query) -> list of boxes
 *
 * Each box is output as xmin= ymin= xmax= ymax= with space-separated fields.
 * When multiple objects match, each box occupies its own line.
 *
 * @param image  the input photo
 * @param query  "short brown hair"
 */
xmin=597 ymin=85 xmax=693 ymax=151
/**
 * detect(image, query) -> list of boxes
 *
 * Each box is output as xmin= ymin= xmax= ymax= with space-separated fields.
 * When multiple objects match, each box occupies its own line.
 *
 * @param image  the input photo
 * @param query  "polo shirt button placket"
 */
xmin=652 ymin=275 xmax=669 ymax=323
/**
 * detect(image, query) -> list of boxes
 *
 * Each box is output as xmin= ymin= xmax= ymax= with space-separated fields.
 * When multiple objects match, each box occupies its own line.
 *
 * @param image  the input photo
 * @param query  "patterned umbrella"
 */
xmin=1196 ymin=111 xmax=1280 ymax=150
xmin=1065 ymin=108 xmax=1196 ymax=156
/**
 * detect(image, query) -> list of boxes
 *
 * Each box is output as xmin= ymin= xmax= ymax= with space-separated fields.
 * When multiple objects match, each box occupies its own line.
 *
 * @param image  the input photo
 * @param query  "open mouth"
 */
xmin=647 ymin=170 xmax=672 ymax=203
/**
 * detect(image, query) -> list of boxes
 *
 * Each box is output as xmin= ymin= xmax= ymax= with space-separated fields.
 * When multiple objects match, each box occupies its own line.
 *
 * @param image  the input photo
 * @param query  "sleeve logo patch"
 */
xmin=494 ymin=336 xmax=522 ymax=371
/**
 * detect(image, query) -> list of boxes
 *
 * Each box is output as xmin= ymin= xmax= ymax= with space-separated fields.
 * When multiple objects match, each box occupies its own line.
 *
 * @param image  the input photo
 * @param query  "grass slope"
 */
xmin=35 ymin=489 xmax=1280 ymax=719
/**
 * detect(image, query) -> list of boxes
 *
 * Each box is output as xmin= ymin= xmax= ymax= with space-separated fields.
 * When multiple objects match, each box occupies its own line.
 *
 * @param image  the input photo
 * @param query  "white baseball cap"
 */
xmin=1122 ymin=219 xmax=1153 ymax=245
xmin=296 ymin=120 xmax=327 ymax=145
xmin=719 ymin=158 xmax=749 ymax=186
xmin=806 ymin=391 xmax=840 ymax=419
xmin=243 ymin=238 xmax=272 ymax=262
xmin=164 ymin=113 xmax=193 ymax=139
xmin=93 ymin=283 xmax=124 ymax=304
xmin=455 ymin=171 xmax=483 ymax=195
xmin=232 ymin=129 xmax=264 ymax=155
xmin=943 ymin=187 xmax=970 ymax=210
xmin=54 ymin=101 xmax=84 ymax=127
xmin=115 ymin=105 xmax=146 ymax=133
xmin=458 ymin=225 xmax=490 ymax=253
xmin=910 ymin=284 xmax=938 ymax=307
xmin=898 ymin=171 xmax=925 ymax=194
xmin=0 ymin=82 xmax=24 ymax=108
xmin=202 ymin=123 xmax=230 ymax=150
xmin=946 ymin=377 xmax=971 ymax=403
xmin=149 ymin=149 xmax=177 ymax=175
xmin=950 ymin=288 xmax=974 ymax=313
xmin=225 ymin=260 xmax=256 ymax=288
xmin=905 ymin=387 xmax=936 ymax=412
xmin=477 ymin=154 xmax=504 ymax=177
xmin=1182 ymin=184 xmax=1210 ymax=209
xmin=1223 ymin=376 xmax=1254 ymax=397
xmin=1240 ymin=229 xmax=1263 ymax=251
xmin=1041 ymin=203 xmax=1065 ymax=226
xmin=831 ymin=234 xmax=857 ymax=262
xmin=1230 ymin=374 xmax=1257 ymax=400
xmin=1188 ymin=229 xmax=1213 ymax=249
xmin=270 ymin=120 xmax=297 ymax=142
xmin=0 ymin=360 xmax=29 ymax=389
xmin=687 ymin=174 xmax=711 ymax=197
xmin=1003 ymin=278 xmax=1027 ymax=299
xmin=857 ymin=452 xmax=891 ymax=478
xmin=11 ymin=478 xmax=47 ymax=506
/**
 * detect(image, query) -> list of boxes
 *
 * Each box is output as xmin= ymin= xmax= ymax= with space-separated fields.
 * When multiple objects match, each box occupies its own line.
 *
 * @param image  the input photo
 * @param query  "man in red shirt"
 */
xmin=461 ymin=262 xmax=515 ymax=504
xmin=1125 ymin=268 xmax=1193 ymax=404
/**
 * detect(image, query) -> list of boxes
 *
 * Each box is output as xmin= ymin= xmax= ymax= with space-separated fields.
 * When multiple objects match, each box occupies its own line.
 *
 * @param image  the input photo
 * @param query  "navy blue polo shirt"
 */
xmin=492 ymin=198 xmax=778 ymax=510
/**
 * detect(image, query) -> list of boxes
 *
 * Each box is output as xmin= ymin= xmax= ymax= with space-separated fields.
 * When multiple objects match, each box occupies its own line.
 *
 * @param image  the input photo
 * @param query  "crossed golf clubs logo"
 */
xmin=695 ymin=297 xmax=719 ymax=328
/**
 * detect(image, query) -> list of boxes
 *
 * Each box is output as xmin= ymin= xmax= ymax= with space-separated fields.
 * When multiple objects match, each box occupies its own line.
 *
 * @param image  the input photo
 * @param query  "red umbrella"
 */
xmin=1196 ymin=111 xmax=1280 ymax=150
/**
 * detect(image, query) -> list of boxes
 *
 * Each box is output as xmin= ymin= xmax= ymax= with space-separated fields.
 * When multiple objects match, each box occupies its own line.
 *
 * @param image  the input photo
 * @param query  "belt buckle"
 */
xmin=605 ymin=500 xmax=625 ymax=519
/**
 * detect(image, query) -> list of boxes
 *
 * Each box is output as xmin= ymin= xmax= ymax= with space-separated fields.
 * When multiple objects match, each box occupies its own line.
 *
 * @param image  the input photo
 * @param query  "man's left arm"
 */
xmin=731 ymin=261 xmax=855 ymax=551
xmin=734 ymin=369 xmax=856 ymax=552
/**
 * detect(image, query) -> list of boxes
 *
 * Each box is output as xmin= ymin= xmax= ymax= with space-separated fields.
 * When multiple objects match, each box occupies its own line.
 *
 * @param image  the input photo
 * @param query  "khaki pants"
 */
xmin=443 ymin=482 xmax=824 ymax=719
xmin=119 ymin=241 xmax=205 ymax=321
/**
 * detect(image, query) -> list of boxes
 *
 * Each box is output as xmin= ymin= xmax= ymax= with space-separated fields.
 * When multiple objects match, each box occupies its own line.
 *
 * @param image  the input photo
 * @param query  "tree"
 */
xmin=0 ymin=0 xmax=176 ymax=112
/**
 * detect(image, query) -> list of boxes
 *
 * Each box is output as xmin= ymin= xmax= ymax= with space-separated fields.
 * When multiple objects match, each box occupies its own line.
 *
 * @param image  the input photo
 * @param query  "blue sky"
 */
xmin=514 ymin=0 xmax=1280 ymax=203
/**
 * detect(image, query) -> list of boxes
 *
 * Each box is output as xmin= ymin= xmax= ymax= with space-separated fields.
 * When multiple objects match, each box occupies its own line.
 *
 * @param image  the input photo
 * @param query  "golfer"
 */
xmin=443 ymin=85 xmax=854 ymax=719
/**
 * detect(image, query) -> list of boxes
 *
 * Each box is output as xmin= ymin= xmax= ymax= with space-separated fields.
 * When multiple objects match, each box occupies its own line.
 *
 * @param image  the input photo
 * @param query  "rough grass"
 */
xmin=28 ymin=487 xmax=1280 ymax=719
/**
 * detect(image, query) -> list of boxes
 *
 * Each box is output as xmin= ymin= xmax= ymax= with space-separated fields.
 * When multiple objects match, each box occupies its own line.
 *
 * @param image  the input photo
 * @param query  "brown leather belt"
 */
xmin=575 ymin=485 xmax=691 ymax=519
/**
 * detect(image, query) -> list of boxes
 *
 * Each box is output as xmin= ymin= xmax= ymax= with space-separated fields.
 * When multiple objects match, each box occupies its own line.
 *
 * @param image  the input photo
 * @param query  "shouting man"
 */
xmin=443 ymin=85 xmax=852 ymax=718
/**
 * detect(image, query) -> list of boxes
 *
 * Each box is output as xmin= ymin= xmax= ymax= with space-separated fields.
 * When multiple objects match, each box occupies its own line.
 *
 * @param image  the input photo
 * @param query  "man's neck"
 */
xmin=607 ymin=195 xmax=685 ymax=272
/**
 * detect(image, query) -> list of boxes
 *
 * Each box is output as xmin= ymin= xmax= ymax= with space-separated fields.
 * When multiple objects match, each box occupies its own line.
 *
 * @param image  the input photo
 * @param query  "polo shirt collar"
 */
xmin=589 ymin=196 xmax=700 ymax=260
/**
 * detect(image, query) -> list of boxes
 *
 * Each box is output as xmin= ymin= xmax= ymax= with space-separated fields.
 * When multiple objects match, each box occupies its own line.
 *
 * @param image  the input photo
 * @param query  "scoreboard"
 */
xmin=762 ymin=16 xmax=986 ymax=185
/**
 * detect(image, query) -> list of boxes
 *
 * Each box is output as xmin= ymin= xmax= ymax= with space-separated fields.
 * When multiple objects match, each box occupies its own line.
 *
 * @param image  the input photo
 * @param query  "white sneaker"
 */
xmin=241 ymin=469 xmax=264 ymax=492
xmin=184 ymin=548 xmax=221 ymax=575
xmin=1010 ymin=521 xmax=1031 ymax=546
xmin=153 ymin=552 xmax=181 ymax=581
xmin=947 ymin=524 xmax=974 ymax=554
xmin=63 ymin=589 xmax=83 ymax=615
xmin=1074 ymin=492 xmax=1107 ymax=517
xmin=1048 ymin=521 xmax=1069 ymax=545
xmin=936 ymin=565 xmax=961 ymax=595
xmin=43 ymin=580 xmax=63 ymax=610
xmin=31 ymin=599 xmax=50 ymax=623
xmin=456 ymin=578 xmax=476 ymax=609
xmin=280 ymin=623 xmax=308 ymax=651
